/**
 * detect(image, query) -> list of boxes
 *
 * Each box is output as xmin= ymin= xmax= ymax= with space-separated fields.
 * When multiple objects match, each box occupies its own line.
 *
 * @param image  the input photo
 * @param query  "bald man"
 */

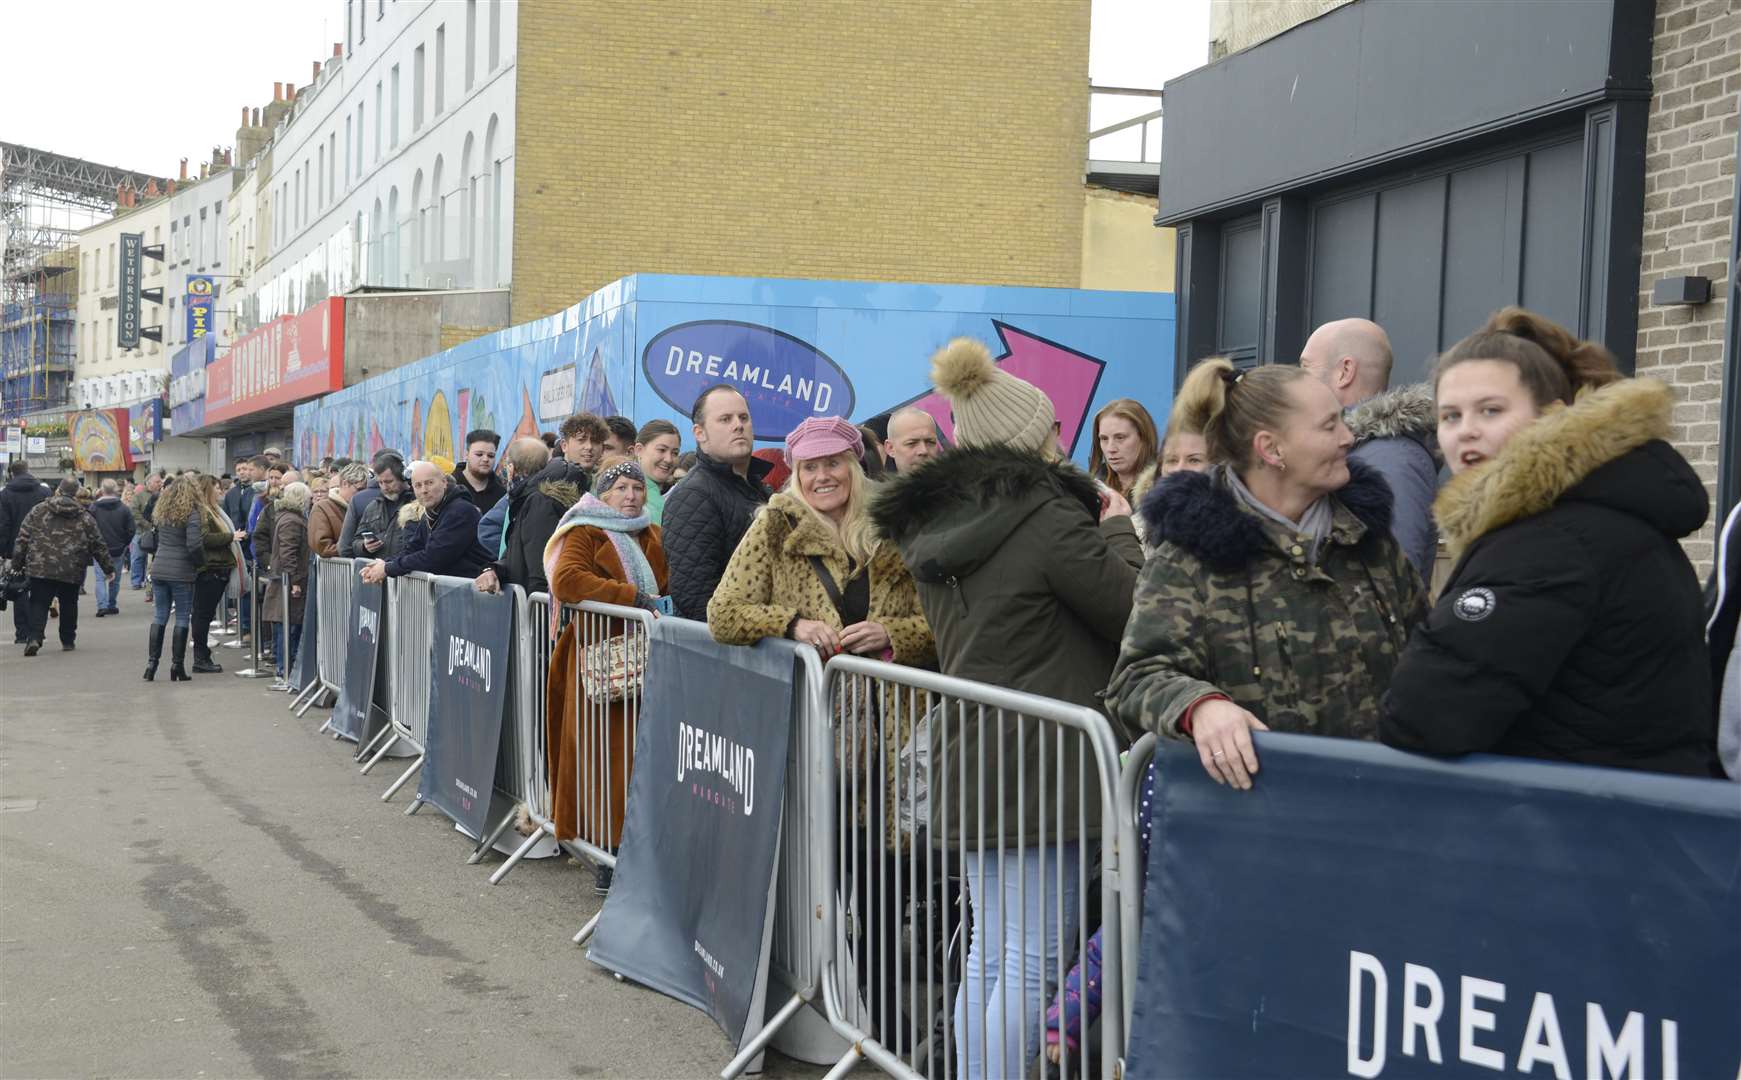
xmin=885 ymin=407 xmax=943 ymax=474
xmin=360 ymin=460 xmax=490 ymax=583
xmin=1300 ymin=318 xmax=1440 ymax=579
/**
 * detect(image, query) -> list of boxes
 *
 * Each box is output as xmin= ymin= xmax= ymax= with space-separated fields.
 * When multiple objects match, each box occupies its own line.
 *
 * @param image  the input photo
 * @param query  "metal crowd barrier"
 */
xmin=1116 ymin=733 xmax=1157 ymax=1045
xmin=475 ymin=589 xmax=568 ymax=881
xmin=816 ymin=655 xmax=1134 ymax=1080
xmin=298 ymin=556 xmax=359 ymax=719
xmin=372 ymin=572 xmax=437 ymax=806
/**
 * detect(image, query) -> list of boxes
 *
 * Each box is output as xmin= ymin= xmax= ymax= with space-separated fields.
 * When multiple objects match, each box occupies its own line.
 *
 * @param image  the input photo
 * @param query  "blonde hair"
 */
xmin=785 ymin=453 xmax=877 ymax=567
xmin=1173 ymin=357 xmax=1312 ymax=473
xmin=152 ymin=473 xmax=201 ymax=526
xmin=278 ymin=482 xmax=312 ymax=513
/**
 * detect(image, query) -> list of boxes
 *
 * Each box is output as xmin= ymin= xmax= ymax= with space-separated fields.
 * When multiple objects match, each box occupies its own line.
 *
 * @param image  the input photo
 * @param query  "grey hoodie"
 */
xmin=1345 ymin=383 xmax=1441 ymax=581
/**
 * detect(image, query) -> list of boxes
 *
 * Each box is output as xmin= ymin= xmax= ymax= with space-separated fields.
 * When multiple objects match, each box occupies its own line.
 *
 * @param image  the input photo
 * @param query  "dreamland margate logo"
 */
xmin=446 ymin=635 xmax=492 ymax=692
xmin=643 ymin=320 xmax=856 ymax=441
xmin=677 ymin=721 xmax=755 ymax=816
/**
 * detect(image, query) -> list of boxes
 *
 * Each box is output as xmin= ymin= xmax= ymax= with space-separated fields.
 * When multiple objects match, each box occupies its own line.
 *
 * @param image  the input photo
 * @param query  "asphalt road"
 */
xmin=0 ymin=594 xmax=822 ymax=1079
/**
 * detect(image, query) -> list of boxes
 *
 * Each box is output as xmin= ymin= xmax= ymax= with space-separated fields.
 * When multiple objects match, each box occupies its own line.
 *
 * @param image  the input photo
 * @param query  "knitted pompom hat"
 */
xmin=929 ymin=338 xmax=1055 ymax=454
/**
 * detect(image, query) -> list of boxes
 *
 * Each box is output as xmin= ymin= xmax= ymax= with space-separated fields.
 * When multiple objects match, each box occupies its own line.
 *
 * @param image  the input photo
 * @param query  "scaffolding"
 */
xmin=1 ymin=142 xmax=166 ymax=420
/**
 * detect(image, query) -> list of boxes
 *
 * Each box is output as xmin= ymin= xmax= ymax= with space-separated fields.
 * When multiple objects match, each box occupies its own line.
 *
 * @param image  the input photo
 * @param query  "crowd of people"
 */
xmin=4 ymin=303 xmax=1737 ymax=1077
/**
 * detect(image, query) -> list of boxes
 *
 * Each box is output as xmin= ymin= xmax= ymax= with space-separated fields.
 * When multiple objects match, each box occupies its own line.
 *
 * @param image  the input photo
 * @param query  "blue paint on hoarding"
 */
xmin=295 ymin=274 xmax=1173 ymax=471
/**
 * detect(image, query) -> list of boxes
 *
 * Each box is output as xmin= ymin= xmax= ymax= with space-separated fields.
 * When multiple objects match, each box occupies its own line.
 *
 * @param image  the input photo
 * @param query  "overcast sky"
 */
xmin=1 ymin=0 xmax=1208 ymax=179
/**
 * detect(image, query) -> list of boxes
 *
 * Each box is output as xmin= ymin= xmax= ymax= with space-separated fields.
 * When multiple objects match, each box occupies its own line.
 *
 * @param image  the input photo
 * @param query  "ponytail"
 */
xmin=1436 ymin=306 xmax=1620 ymax=407
xmin=1174 ymin=356 xmax=1310 ymax=472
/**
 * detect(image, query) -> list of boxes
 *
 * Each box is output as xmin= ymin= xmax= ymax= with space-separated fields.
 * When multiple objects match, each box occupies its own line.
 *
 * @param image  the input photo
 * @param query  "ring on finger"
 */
xmin=1212 ymin=750 xmax=1227 ymax=760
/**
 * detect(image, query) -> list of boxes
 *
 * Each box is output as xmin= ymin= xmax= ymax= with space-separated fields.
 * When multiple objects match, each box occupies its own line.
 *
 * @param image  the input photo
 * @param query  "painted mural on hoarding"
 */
xmin=68 ymin=409 xmax=134 ymax=471
xmin=295 ymin=275 xmax=1173 ymax=471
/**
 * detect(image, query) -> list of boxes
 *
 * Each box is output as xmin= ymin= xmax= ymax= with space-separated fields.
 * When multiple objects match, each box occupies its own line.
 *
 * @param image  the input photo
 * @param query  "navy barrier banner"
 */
xmin=289 ymin=554 xmax=319 ymax=692
xmin=416 ymin=579 xmax=513 ymax=836
xmin=589 ymin=617 xmax=794 ymax=1055
xmin=1125 ymin=733 xmax=1741 ymax=1079
xmin=333 ymin=578 xmax=383 ymax=743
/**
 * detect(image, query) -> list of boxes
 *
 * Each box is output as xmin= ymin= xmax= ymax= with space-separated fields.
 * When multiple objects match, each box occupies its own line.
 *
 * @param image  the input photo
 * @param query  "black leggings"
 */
xmin=190 ymin=572 xmax=228 ymax=662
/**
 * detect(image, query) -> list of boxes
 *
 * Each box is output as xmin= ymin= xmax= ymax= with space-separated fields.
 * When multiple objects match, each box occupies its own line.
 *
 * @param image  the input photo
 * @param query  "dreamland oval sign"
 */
xmin=642 ymin=320 xmax=855 ymax=440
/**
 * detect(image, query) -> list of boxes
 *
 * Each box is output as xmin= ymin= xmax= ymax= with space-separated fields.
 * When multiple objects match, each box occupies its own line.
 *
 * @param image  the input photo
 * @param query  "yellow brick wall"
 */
xmin=438 ymin=324 xmax=499 ymax=352
xmin=510 ymin=0 xmax=1089 ymax=323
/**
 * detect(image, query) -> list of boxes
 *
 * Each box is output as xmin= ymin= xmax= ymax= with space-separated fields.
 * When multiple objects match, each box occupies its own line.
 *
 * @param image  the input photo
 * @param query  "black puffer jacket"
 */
xmin=387 ymin=483 xmax=490 ymax=579
xmin=0 ymin=473 xmax=49 ymax=558
xmin=493 ymin=458 xmax=585 ymax=595
xmin=662 ymin=450 xmax=773 ymax=620
xmin=88 ymin=495 xmax=136 ymax=556
xmin=1381 ymin=379 xmax=1719 ymax=777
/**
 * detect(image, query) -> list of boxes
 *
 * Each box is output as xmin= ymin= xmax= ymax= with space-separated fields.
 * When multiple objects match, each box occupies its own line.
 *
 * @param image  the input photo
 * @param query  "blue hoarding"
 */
xmin=294 ymin=275 xmax=1172 ymax=468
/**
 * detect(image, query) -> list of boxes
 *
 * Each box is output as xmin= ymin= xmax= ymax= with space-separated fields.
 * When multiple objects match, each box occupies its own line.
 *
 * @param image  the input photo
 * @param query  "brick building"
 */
xmin=510 ymin=1 xmax=1091 ymax=322
xmin=1162 ymin=0 xmax=1736 ymax=566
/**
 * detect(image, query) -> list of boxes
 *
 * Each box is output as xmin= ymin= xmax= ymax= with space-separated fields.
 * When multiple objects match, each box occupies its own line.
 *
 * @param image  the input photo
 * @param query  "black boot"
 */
xmin=192 ymin=632 xmax=223 ymax=673
xmin=169 ymin=627 xmax=191 ymax=681
xmin=143 ymin=624 xmax=164 ymax=680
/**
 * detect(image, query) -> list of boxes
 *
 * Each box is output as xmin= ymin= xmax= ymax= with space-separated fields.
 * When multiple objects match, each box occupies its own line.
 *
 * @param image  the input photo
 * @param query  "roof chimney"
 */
xmin=273 ymin=81 xmax=282 ymax=102
xmin=200 ymin=162 xmax=208 ymax=180
xmin=241 ymin=105 xmax=249 ymax=124
xmin=145 ymin=179 xmax=160 ymax=197
xmin=312 ymin=60 xmax=321 ymax=81
xmin=287 ymin=83 xmax=297 ymax=101
xmin=167 ymin=180 xmax=178 ymax=196
xmin=332 ymin=42 xmax=342 ymax=57
xmin=252 ymin=107 xmax=261 ymax=126
xmin=179 ymin=158 xmax=188 ymax=181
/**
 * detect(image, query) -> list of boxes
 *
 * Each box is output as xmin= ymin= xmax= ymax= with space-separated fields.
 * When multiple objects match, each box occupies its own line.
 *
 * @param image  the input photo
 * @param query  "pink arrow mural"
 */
xmin=897 ymin=321 xmax=1108 ymax=456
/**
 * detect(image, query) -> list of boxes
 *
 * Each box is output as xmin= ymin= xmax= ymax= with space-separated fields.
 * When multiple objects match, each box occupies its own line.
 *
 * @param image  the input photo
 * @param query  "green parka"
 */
xmin=1105 ymin=462 xmax=1426 ymax=742
xmin=870 ymin=445 xmax=1144 ymax=843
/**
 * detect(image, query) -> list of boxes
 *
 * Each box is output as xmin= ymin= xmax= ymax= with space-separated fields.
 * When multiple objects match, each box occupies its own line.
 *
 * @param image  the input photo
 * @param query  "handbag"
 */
xmin=138 ymin=525 xmax=158 ymax=554
xmin=0 ymin=562 xmax=27 ymax=611
xmin=581 ymin=633 xmax=647 ymax=704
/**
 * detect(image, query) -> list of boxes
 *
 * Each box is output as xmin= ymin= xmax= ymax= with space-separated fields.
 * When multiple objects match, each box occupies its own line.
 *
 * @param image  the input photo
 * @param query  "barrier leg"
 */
xmin=403 ymin=795 xmax=424 ymax=817
xmin=380 ymin=752 xmax=423 ymax=802
xmin=469 ymin=810 xmax=520 ymax=865
xmin=295 ymin=686 xmax=332 ymax=719
xmin=289 ymin=681 xmax=320 ymax=712
xmin=487 ymin=824 xmax=550 ymax=885
xmin=721 ymin=991 xmax=809 ymax=1080
xmin=572 ymin=911 xmax=601 ymax=947
xmin=357 ymin=729 xmax=399 ymax=773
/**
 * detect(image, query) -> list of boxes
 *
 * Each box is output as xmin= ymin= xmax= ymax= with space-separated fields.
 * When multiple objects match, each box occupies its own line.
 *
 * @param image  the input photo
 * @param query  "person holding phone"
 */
xmin=540 ymin=455 xmax=671 ymax=894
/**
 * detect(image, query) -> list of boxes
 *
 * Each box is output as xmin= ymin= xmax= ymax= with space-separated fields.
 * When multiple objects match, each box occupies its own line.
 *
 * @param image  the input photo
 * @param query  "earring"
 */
xmin=1275 ymin=453 xmax=1287 ymax=472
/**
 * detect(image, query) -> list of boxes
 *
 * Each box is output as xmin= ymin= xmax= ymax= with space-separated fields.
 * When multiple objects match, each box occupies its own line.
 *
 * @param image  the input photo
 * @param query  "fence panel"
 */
xmin=818 ymin=655 xmax=1133 ymax=1080
xmin=378 ymin=572 xmax=436 ymax=802
xmin=480 ymin=590 xmax=569 ymax=882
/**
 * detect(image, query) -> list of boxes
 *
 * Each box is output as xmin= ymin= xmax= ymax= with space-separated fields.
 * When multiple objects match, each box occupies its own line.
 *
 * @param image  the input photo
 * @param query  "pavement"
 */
xmin=0 ymin=590 xmax=823 ymax=1079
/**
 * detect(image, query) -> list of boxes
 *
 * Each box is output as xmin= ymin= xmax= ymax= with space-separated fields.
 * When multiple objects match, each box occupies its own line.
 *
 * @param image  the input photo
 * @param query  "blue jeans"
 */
xmin=152 ymin=580 xmax=194 ymax=629
xmin=129 ymin=538 xmax=147 ymax=587
xmin=272 ymin=622 xmax=303 ymax=678
xmin=955 ymin=843 xmax=1082 ymax=1080
xmin=93 ymin=559 xmax=119 ymax=610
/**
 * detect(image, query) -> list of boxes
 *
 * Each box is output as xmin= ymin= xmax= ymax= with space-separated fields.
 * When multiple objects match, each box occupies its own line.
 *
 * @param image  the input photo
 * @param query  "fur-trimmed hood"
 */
xmin=1345 ymin=382 xmax=1438 ymax=449
xmin=1140 ymin=461 xmax=1395 ymax=573
xmin=869 ymin=445 xmax=1101 ymax=578
xmin=1433 ymin=378 xmax=1707 ymax=556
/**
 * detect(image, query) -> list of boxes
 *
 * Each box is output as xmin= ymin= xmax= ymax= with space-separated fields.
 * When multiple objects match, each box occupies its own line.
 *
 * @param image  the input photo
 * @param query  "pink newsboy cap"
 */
xmin=784 ymin=415 xmax=864 ymax=469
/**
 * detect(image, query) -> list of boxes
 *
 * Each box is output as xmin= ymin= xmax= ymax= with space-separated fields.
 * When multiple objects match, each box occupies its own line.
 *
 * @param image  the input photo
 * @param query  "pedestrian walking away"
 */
xmin=0 ymin=460 xmax=51 ymax=643
xmin=11 ymin=478 xmax=112 ymax=655
xmin=87 ymin=479 xmax=134 ymax=616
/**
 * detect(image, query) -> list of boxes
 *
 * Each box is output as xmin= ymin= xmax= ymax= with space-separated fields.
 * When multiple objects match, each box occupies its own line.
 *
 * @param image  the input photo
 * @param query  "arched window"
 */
xmin=483 ymin=114 xmax=500 ymax=285
xmin=431 ymin=155 xmax=445 ymax=266
xmin=460 ymin=133 xmax=475 ymax=284
xmin=371 ymin=197 xmax=384 ymax=286
xmin=410 ymin=168 xmax=425 ymax=284
xmin=387 ymin=186 xmax=400 ymax=285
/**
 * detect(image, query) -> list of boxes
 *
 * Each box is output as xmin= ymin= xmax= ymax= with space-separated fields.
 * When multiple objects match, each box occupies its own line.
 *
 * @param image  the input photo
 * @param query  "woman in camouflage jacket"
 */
xmin=1105 ymin=358 xmax=1427 ymax=789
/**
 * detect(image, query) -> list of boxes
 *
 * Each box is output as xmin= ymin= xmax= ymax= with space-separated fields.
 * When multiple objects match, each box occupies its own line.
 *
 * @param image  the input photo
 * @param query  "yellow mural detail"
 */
xmin=424 ymin=391 xmax=453 ymax=463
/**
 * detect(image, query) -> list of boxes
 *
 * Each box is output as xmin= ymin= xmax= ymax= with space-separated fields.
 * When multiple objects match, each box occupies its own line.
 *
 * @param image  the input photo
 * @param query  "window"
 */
xmin=199 ymin=208 xmax=208 ymax=267
xmin=183 ymin=215 xmax=192 ymax=263
xmin=302 ymin=164 xmax=310 ymax=225
xmin=356 ymin=103 xmax=365 ymax=177
xmin=317 ymin=144 xmax=326 ymax=208
xmin=489 ymin=0 xmax=500 ymax=70
xmin=465 ymin=0 xmax=476 ymax=90
xmin=374 ymin=83 xmax=383 ymax=160
xmin=413 ymin=45 xmax=425 ymax=131
xmin=345 ymin=116 xmax=353 ymax=186
xmin=435 ymin=25 xmax=446 ymax=114
xmin=106 ymin=317 xmax=113 ymax=360
xmin=390 ymin=66 xmax=400 ymax=147
xmin=152 ymin=227 xmax=161 ymax=276
xmin=346 ymin=0 xmax=354 ymax=52
xmin=358 ymin=0 xmax=366 ymax=44
xmin=329 ymin=133 xmax=337 ymax=202
xmin=109 ymin=242 xmax=116 ymax=287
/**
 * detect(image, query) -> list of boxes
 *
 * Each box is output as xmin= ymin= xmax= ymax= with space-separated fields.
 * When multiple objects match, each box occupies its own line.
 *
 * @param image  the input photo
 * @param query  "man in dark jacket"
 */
xmin=87 ymin=479 xmax=135 ymax=616
xmin=13 ymin=479 xmax=112 ymax=654
xmin=337 ymin=449 xmax=406 ymax=557
xmin=1300 ymin=318 xmax=1441 ymax=581
xmin=663 ymin=386 xmax=773 ymax=619
xmin=360 ymin=462 xmax=490 ymax=582
xmin=451 ymin=429 xmax=507 ymax=512
xmin=0 ymin=461 xmax=51 ymax=643
xmin=349 ymin=457 xmax=414 ymax=560
xmin=479 ymin=444 xmax=585 ymax=596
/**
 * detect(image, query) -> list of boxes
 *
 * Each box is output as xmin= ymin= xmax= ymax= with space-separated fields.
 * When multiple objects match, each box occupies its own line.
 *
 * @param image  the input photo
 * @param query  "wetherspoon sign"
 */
xmin=118 ymin=234 xmax=142 ymax=349
xmin=204 ymin=298 xmax=345 ymax=424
